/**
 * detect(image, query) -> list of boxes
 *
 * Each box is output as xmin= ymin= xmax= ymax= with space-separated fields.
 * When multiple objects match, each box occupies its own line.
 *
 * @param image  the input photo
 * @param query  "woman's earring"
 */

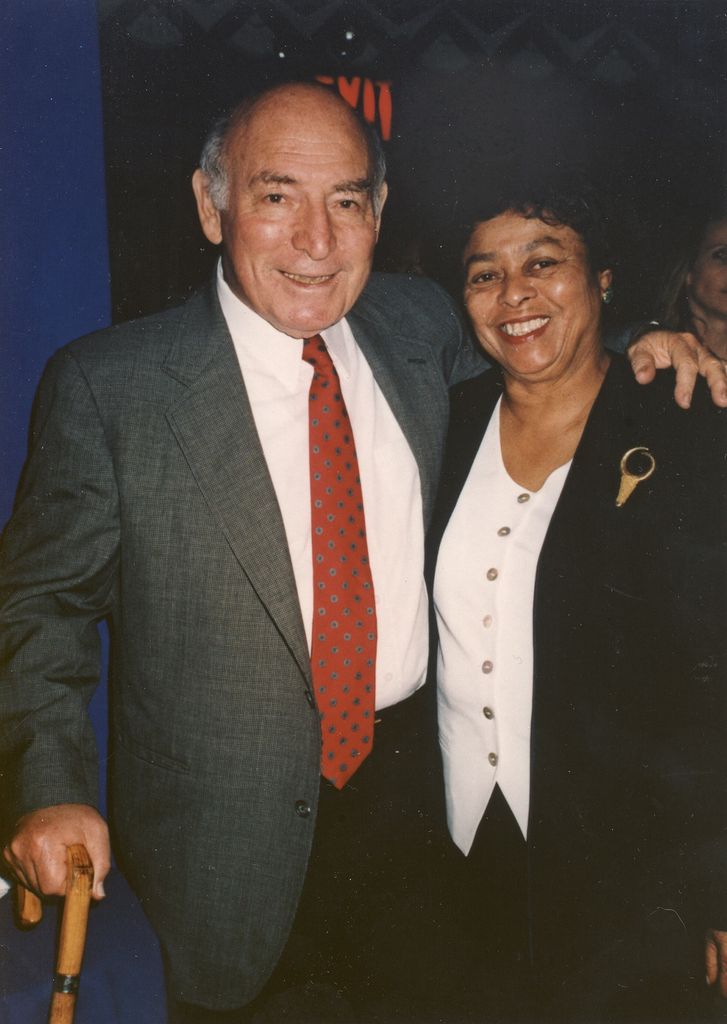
xmin=601 ymin=285 xmax=614 ymax=305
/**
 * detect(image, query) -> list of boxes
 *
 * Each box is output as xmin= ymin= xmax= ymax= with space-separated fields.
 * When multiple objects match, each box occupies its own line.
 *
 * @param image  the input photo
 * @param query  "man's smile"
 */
xmin=280 ymin=270 xmax=337 ymax=285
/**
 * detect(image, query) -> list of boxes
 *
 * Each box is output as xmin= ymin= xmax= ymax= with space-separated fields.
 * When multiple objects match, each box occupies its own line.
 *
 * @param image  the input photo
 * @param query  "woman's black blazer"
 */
xmin=427 ymin=354 xmax=727 ymax=971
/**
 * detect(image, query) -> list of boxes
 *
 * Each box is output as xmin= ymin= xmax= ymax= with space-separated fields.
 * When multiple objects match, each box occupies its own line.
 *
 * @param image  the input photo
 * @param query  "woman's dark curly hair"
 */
xmin=457 ymin=179 xmax=615 ymax=275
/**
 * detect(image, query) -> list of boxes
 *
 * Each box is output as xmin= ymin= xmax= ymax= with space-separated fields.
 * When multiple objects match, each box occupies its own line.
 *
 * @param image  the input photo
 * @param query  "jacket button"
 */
xmin=295 ymin=800 xmax=311 ymax=818
xmin=304 ymin=690 xmax=315 ymax=707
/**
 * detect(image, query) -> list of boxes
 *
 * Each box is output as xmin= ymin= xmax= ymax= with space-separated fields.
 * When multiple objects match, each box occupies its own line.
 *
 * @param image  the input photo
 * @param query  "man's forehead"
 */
xmin=247 ymin=168 xmax=371 ymax=191
xmin=228 ymin=89 xmax=368 ymax=158
xmin=228 ymin=130 xmax=370 ymax=188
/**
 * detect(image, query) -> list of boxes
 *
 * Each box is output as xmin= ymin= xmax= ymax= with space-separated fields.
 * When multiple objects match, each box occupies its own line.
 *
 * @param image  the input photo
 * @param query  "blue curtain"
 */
xmin=2 ymin=0 xmax=112 ymax=791
xmin=1 ymin=18 xmax=165 ymax=1020
xmin=2 ymin=0 xmax=111 ymax=521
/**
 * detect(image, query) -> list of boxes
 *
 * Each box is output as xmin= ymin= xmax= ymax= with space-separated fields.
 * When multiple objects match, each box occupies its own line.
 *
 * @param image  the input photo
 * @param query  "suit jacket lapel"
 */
xmin=347 ymin=307 xmax=447 ymax=522
xmin=162 ymin=287 xmax=311 ymax=681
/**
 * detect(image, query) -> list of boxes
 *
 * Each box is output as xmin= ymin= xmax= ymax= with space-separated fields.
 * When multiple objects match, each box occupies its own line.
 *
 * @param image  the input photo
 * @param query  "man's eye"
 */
xmin=265 ymin=193 xmax=284 ymax=204
xmin=339 ymin=198 xmax=360 ymax=209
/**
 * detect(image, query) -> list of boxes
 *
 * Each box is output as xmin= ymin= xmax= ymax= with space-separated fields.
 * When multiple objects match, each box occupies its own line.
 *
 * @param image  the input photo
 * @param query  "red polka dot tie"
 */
xmin=303 ymin=335 xmax=377 ymax=789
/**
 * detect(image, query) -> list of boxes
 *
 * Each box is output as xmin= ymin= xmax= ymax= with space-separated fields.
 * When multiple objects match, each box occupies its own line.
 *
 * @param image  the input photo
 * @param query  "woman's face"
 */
xmin=463 ymin=210 xmax=611 ymax=383
xmin=687 ymin=217 xmax=727 ymax=321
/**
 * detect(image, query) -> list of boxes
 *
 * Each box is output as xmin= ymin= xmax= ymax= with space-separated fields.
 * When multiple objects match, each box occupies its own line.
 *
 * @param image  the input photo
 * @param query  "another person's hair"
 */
xmin=199 ymin=81 xmax=387 ymax=215
xmin=655 ymin=206 xmax=727 ymax=330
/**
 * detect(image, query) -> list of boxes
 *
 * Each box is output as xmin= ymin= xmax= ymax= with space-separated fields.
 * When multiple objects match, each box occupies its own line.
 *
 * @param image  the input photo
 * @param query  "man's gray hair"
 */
xmin=198 ymin=85 xmax=387 ymax=215
xmin=199 ymin=112 xmax=233 ymax=210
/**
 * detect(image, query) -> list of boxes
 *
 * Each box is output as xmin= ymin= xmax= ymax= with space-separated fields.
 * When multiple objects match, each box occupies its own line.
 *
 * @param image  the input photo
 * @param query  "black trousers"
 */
xmin=169 ymin=685 xmax=453 ymax=1024
xmin=440 ymin=786 xmax=727 ymax=1024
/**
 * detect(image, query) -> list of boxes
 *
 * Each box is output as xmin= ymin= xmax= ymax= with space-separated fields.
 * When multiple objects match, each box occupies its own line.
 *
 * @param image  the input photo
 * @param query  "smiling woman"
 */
xmin=460 ymin=197 xmax=614 ymax=491
xmin=463 ymin=211 xmax=611 ymax=391
xmin=427 ymin=187 xmax=727 ymax=1019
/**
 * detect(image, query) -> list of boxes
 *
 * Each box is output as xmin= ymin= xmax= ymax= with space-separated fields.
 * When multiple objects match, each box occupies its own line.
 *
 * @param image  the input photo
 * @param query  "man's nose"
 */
xmin=292 ymin=201 xmax=335 ymax=260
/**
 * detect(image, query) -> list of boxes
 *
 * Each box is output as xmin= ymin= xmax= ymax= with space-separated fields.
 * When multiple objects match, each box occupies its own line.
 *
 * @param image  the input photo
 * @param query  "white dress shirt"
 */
xmin=434 ymin=398 xmax=570 ymax=853
xmin=216 ymin=264 xmax=428 ymax=710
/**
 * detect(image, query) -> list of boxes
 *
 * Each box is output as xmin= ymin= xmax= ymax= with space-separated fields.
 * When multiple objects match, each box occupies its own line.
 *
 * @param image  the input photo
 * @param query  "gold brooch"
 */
xmin=616 ymin=447 xmax=656 ymax=507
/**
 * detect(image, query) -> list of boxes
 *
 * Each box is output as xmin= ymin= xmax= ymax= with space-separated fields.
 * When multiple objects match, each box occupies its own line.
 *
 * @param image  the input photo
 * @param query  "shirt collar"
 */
xmin=215 ymin=260 xmax=353 ymax=387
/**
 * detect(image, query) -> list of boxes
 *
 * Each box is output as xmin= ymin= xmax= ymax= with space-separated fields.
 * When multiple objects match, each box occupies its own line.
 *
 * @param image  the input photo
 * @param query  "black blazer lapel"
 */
xmin=426 ymin=369 xmax=504 ymax=581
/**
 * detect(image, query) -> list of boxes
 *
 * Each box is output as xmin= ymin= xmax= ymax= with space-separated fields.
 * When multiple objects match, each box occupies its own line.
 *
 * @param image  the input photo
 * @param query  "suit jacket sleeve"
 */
xmin=0 ymin=346 xmax=119 ymax=824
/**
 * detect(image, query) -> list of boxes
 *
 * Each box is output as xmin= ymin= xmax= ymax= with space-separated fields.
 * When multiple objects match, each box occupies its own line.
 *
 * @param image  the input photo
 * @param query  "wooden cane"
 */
xmin=16 ymin=844 xmax=94 ymax=1024
xmin=15 ymin=879 xmax=43 ymax=926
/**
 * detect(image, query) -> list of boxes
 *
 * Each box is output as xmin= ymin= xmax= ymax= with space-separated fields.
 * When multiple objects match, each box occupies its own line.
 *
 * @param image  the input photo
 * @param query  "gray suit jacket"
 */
xmin=0 ymin=273 xmax=480 ymax=1006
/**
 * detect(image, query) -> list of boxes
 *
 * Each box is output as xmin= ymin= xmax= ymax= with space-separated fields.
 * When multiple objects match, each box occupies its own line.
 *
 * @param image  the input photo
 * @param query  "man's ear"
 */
xmin=192 ymin=169 xmax=223 ymax=245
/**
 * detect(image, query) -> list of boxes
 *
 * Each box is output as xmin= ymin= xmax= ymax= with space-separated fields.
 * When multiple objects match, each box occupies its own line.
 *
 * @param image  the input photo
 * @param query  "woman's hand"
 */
xmin=628 ymin=329 xmax=727 ymax=409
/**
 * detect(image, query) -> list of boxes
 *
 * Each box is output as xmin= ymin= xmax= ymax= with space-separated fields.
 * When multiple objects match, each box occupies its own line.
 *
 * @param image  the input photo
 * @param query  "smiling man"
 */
xmin=0 ymin=82 xmax=480 ymax=1023
xmin=1 ymin=81 xmax=725 ymax=1024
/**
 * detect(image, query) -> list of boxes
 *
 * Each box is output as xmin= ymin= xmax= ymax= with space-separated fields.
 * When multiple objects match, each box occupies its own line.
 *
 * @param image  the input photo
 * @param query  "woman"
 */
xmin=657 ymin=212 xmax=727 ymax=359
xmin=428 ymin=191 xmax=726 ymax=1021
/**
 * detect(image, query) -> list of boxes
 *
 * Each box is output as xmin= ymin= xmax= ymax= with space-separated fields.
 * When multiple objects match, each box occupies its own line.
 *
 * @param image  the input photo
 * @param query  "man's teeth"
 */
xmin=501 ymin=317 xmax=549 ymax=337
xmin=282 ymin=272 xmax=333 ymax=284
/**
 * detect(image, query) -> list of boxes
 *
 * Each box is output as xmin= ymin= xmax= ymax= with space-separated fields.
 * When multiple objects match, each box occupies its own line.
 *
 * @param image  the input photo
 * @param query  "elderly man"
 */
xmin=1 ymin=82 xmax=724 ymax=1023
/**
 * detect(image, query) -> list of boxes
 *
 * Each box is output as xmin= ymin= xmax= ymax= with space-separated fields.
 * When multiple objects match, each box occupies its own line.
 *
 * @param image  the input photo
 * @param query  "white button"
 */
xmin=497 ymin=526 xmax=511 ymax=536
xmin=481 ymin=660 xmax=493 ymax=674
xmin=486 ymin=568 xmax=498 ymax=581
xmin=483 ymin=614 xmax=493 ymax=628
xmin=517 ymin=493 xmax=530 ymax=504
xmin=488 ymin=752 xmax=498 ymax=766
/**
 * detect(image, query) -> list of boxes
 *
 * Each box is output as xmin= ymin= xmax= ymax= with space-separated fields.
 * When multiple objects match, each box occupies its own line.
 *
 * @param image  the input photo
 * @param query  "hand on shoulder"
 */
xmin=628 ymin=328 xmax=727 ymax=409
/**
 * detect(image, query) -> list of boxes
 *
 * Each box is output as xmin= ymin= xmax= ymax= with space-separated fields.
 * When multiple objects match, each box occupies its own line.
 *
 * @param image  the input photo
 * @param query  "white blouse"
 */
xmin=434 ymin=398 xmax=571 ymax=854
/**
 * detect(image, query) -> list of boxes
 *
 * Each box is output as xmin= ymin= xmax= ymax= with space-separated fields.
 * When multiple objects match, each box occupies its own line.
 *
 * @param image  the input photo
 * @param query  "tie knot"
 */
xmin=302 ymin=334 xmax=327 ymax=364
xmin=303 ymin=335 xmax=337 ymax=382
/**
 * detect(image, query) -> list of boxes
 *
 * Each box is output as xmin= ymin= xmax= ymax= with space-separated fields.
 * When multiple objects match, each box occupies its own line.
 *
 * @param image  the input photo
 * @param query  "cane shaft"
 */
xmin=48 ymin=844 xmax=93 ymax=1024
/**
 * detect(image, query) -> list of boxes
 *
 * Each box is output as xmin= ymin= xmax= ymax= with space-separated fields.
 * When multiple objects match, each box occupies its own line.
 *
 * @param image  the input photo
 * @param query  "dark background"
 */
xmin=98 ymin=0 xmax=727 ymax=326
xmin=0 ymin=8 xmax=724 ymax=1017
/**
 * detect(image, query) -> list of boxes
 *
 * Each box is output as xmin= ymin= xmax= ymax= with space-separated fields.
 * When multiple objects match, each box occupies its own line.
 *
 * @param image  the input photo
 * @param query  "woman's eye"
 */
xmin=532 ymin=258 xmax=557 ymax=270
xmin=711 ymin=247 xmax=727 ymax=263
xmin=470 ymin=271 xmax=496 ymax=284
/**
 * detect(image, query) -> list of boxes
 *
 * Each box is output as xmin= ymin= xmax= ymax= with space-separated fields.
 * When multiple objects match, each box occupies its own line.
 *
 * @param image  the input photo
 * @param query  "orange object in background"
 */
xmin=316 ymin=75 xmax=393 ymax=140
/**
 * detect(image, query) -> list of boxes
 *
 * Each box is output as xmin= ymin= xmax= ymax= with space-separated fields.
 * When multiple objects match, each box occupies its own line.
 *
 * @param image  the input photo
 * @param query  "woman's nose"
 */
xmin=499 ymin=273 xmax=536 ymax=306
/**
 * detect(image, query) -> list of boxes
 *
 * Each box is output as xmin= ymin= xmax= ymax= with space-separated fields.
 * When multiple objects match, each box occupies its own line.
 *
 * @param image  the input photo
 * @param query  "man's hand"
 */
xmin=628 ymin=329 xmax=727 ymax=409
xmin=3 ymin=803 xmax=110 ymax=901
xmin=706 ymin=929 xmax=727 ymax=998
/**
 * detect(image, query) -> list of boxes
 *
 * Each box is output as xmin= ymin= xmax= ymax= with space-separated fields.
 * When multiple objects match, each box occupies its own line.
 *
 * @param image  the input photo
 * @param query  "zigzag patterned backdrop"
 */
xmin=96 ymin=0 xmax=727 ymax=321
